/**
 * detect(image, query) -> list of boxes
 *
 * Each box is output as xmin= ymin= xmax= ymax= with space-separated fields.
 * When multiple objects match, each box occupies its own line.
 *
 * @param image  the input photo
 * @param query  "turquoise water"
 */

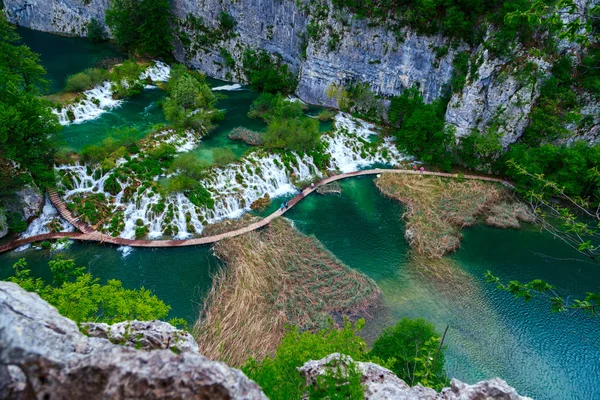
xmin=7 ymin=27 xmax=600 ymax=399
xmin=17 ymin=27 xmax=123 ymax=94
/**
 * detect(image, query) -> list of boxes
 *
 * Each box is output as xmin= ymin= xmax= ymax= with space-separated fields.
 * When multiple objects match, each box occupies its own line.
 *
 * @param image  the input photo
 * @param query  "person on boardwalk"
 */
xmin=280 ymin=203 xmax=285 ymax=211
xmin=420 ymin=167 xmax=425 ymax=174
xmin=284 ymin=201 xmax=289 ymax=209
xmin=413 ymin=164 xmax=418 ymax=172
xmin=311 ymin=182 xmax=315 ymax=189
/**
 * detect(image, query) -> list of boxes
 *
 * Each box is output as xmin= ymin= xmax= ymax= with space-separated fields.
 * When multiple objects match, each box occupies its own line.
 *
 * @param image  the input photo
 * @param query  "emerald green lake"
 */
xmin=4 ymin=27 xmax=600 ymax=400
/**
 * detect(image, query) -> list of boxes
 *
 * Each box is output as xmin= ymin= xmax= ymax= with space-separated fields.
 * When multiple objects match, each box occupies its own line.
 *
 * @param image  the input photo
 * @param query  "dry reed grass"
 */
xmin=376 ymin=173 xmax=532 ymax=259
xmin=194 ymin=218 xmax=381 ymax=366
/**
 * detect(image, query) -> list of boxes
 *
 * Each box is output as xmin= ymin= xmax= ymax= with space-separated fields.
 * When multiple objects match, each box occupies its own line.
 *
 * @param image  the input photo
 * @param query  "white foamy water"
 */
xmin=55 ymin=61 xmax=171 ymax=126
xmin=212 ymin=83 xmax=243 ymax=91
xmin=324 ymin=113 xmax=408 ymax=173
xmin=15 ymin=197 xmax=76 ymax=252
xmin=55 ymin=112 xmax=408 ymax=241
xmin=54 ymin=82 xmax=122 ymax=125
xmin=140 ymin=61 xmax=171 ymax=82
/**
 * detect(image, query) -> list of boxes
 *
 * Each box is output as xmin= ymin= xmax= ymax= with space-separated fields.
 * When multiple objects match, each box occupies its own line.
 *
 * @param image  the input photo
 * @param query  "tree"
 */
xmin=105 ymin=0 xmax=174 ymax=58
xmin=370 ymin=318 xmax=449 ymax=390
xmin=7 ymin=258 xmax=171 ymax=324
xmin=263 ymin=116 xmax=320 ymax=152
xmin=242 ymin=49 xmax=298 ymax=95
xmin=163 ymin=66 xmax=223 ymax=131
xmin=0 ymin=15 xmax=60 ymax=188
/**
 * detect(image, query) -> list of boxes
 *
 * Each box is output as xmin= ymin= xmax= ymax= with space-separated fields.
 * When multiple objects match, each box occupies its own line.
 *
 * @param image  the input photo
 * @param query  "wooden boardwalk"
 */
xmin=0 ymin=169 xmax=510 ymax=253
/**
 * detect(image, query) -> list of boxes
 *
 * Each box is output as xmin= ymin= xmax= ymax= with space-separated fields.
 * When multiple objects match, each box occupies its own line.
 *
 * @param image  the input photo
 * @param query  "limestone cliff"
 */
xmin=2 ymin=0 xmax=598 ymax=147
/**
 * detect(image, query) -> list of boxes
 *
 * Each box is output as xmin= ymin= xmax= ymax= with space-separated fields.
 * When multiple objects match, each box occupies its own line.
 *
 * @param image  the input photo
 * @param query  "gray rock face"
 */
xmin=444 ymin=42 xmax=550 ymax=148
xmin=82 ymin=320 xmax=200 ymax=353
xmin=0 ymin=209 xmax=7 ymax=239
xmin=7 ymin=184 xmax=44 ymax=220
xmin=299 ymin=353 xmax=531 ymax=400
xmin=3 ymin=0 xmax=110 ymax=37
xmin=0 ymin=281 xmax=267 ymax=400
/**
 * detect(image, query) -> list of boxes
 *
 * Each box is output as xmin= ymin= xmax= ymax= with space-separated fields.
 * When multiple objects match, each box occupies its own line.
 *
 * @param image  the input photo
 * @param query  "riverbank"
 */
xmin=194 ymin=217 xmax=381 ymax=366
xmin=375 ymin=173 xmax=534 ymax=258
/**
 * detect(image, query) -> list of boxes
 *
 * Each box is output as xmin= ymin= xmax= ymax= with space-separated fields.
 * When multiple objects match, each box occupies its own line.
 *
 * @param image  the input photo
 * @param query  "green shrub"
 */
xmin=243 ymin=319 xmax=368 ymax=400
xmin=64 ymin=73 xmax=92 ymax=92
xmin=169 ymin=153 xmax=208 ymax=179
xmin=264 ymin=116 xmax=320 ymax=152
xmin=87 ymin=18 xmax=106 ymax=42
xmin=219 ymin=11 xmax=237 ymax=31
xmin=213 ymin=147 xmax=236 ymax=166
xmin=247 ymin=92 xmax=304 ymax=122
xmin=109 ymin=60 xmax=144 ymax=98
xmin=7 ymin=212 xmax=27 ymax=233
xmin=370 ymin=318 xmax=449 ymax=390
xmin=242 ymin=49 xmax=298 ymax=95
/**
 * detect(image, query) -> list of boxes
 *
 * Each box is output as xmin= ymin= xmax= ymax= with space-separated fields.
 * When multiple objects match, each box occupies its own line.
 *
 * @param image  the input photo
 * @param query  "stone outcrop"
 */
xmin=299 ymin=353 xmax=532 ymax=400
xmin=82 ymin=320 xmax=200 ymax=354
xmin=0 ymin=281 xmax=267 ymax=399
xmin=13 ymin=184 xmax=44 ymax=220
xmin=0 ymin=209 xmax=7 ymax=239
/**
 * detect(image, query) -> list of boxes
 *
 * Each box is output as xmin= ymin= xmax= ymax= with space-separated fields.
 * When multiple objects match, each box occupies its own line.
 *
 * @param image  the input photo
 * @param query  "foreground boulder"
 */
xmin=82 ymin=320 xmax=200 ymax=354
xmin=0 ymin=282 xmax=267 ymax=399
xmin=299 ymin=353 xmax=532 ymax=400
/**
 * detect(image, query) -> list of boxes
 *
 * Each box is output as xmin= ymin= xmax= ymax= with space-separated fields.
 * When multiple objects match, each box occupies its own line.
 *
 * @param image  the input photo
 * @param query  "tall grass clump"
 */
xmin=193 ymin=218 xmax=381 ymax=366
xmin=64 ymin=68 xmax=108 ymax=92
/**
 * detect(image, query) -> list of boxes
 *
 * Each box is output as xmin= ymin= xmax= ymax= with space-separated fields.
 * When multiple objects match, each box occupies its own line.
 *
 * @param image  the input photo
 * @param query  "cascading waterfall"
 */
xmin=54 ymin=82 xmax=122 ymax=125
xmin=15 ymin=197 xmax=76 ymax=252
xmin=55 ymin=112 xmax=409 ymax=247
xmin=324 ymin=113 xmax=408 ymax=173
xmin=54 ymin=61 xmax=171 ymax=126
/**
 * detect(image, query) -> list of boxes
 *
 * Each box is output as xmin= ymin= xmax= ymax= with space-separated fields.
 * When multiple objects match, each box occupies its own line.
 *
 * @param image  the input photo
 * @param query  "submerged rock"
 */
xmin=0 ymin=281 xmax=267 ymax=399
xmin=82 ymin=320 xmax=199 ymax=354
xmin=229 ymin=127 xmax=264 ymax=146
xmin=316 ymin=182 xmax=342 ymax=195
xmin=299 ymin=353 xmax=531 ymax=400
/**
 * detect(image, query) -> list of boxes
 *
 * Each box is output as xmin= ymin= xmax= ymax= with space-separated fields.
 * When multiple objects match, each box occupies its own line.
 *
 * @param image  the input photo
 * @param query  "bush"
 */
xmin=263 ymin=116 xmax=320 ymax=152
xmin=64 ymin=73 xmax=92 ymax=92
xmin=109 ymin=60 xmax=144 ymax=98
xmin=105 ymin=0 xmax=174 ymax=58
xmin=87 ymin=18 xmax=106 ymax=42
xmin=213 ymin=147 xmax=236 ymax=166
xmin=242 ymin=49 xmax=298 ymax=95
xmin=247 ymin=92 xmax=304 ymax=122
xmin=219 ymin=11 xmax=237 ymax=31
xmin=163 ymin=66 xmax=222 ymax=131
xmin=7 ymin=212 xmax=27 ymax=233
xmin=370 ymin=318 xmax=448 ymax=390
xmin=169 ymin=153 xmax=208 ymax=179
xmin=326 ymin=82 xmax=383 ymax=120
xmin=243 ymin=319 xmax=368 ymax=400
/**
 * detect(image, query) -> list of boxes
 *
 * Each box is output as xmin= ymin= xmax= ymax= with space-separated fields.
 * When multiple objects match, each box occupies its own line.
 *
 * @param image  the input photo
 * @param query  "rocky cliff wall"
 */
xmin=3 ymin=0 xmax=598 ymax=147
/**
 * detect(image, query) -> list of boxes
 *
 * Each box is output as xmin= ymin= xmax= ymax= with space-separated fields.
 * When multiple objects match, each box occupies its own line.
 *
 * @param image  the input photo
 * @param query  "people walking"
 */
xmin=420 ymin=167 xmax=425 ymax=174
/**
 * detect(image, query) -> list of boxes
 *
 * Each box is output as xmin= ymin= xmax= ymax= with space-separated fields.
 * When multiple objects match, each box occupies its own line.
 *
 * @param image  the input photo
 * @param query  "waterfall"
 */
xmin=14 ymin=197 xmax=76 ymax=252
xmin=54 ymin=82 xmax=122 ymax=125
xmin=54 ymin=61 xmax=171 ymax=126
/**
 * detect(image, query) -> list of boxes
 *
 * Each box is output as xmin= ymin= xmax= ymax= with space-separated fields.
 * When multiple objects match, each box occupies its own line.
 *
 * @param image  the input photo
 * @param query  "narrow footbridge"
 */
xmin=0 ymin=169 xmax=510 ymax=253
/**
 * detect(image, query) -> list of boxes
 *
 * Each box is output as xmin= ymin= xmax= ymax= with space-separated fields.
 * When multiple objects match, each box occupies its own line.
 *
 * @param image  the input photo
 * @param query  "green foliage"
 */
xmin=458 ymin=130 xmax=503 ymax=170
xmin=6 ymin=258 xmax=171 ymax=324
xmin=86 ymin=18 xmax=106 ymax=42
xmin=264 ymin=116 xmax=320 ymax=152
xmin=243 ymin=318 xmax=368 ymax=400
xmin=242 ymin=49 xmax=298 ymax=95
xmin=503 ymin=142 xmax=600 ymax=202
xmin=486 ymin=272 xmax=600 ymax=316
xmin=213 ymin=147 xmax=237 ymax=166
xmin=247 ymin=92 xmax=305 ymax=122
xmin=219 ymin=11 xmax=237 ymax=31
xmin=105 ymin=0 xmax=174 ymax=58
xmin=7 ymin=211 xmax=27 ymax=233
xmin=80 ymin=127 xmax=141 ymax=166
xmin=163 ymin=65 xmax=223 ymax=131
xmin=0 ymin=15 xmax=60 ymax=188
xmin=169 ymin=152 xmax=208 ymax=179
xmin=370 ymin=318 xmax=448 ymax=390
xmin=451 ymin=51 xmax=470 ymax=93
xmin=109 ymin=60 xmax=144 ymax=98
xmin=326 ymin=82 xmax=383 ymax=121
xmin=64 ymin=68 xmax=108 ymax=92
xmin=389 ymin=87 xmax=453 ymax=171
xmin=306 ymin=357 xmax=365 ymax=400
